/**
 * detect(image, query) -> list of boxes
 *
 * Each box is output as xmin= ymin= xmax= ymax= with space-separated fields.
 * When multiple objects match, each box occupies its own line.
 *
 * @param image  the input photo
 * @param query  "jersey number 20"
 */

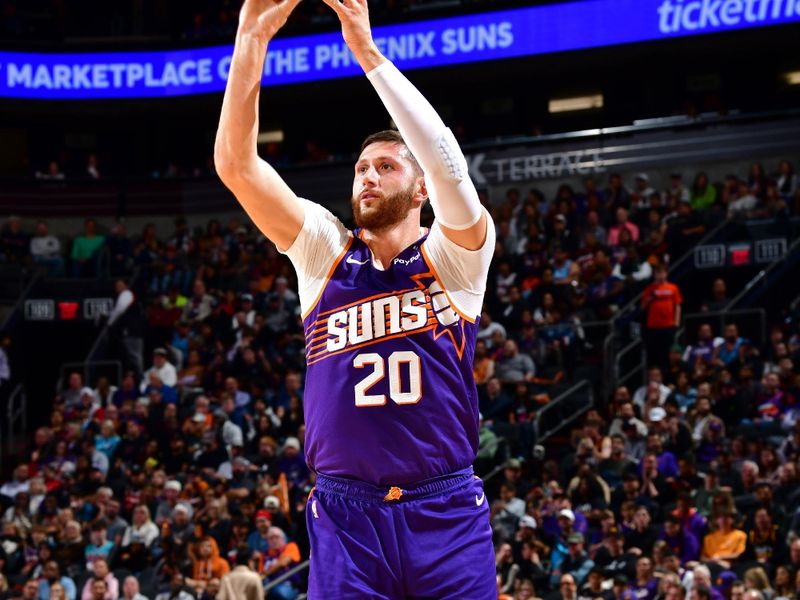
xmin=353 ymin=351 xmax=421 ymax=407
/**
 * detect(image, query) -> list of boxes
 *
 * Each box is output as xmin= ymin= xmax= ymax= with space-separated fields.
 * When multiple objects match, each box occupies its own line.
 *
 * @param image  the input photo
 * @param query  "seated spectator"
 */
xmin=608 ymin=208 xmax=640 ymax=246
xmin=154 ymin=573 xmax=194 ymax=600
xmin=262 ymin=526 xmax=301 ymax=600
xmin=659 ymin=514 xmax=699 ymax=565
xmin=187 ymin=537 xmax=230 ymax=592
xmin=496 ymin=340 xmax=536 ymax=383
xmin=140 ymin=349 xmax=177 ymax=392
xmin=80 ymin=558 xmax=118 ymax=600
xmin=701 ymin=511 xmax=746 ymax=567
xmin=30 ymin=221 xmax=64 ymax=276
xmin=1 ymin=215 xmax=30 ymax=264
xmin=118 ymin=505 xmax=159 ymax=571
xmin=633 ymin=368 xmax=671 ymax=411
xmin=71 ymin=219 xmax=105 ymax=278
xmin=84 ymin=521 xmax=114 ymax=568
xmin=690 ymin=173 xmax=717 ymax=210
xmin=557 ymin=533 xmax=595 ymax=587
xmin=37 ymin=561 xmax=77 ymax=600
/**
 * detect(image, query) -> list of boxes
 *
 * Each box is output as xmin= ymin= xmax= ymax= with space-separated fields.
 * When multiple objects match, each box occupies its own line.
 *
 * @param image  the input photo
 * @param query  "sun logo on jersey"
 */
xmin=303 ymin=271 xmax=468 ymax=364
xmin=412 ymin=272 xmax=467 ymax=361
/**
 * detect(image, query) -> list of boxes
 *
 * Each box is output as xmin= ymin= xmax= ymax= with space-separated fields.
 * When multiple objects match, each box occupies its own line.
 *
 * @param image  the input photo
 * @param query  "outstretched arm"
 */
xmin=323 ymin=0 xmax=488 ymax=251
xmin=214 ymin=0 xmax=304 ymax=252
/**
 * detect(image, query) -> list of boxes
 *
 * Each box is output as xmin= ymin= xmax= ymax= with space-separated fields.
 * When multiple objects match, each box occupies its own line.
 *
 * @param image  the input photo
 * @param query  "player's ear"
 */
xmin=413 ymin=176 xmax=428 ymax=207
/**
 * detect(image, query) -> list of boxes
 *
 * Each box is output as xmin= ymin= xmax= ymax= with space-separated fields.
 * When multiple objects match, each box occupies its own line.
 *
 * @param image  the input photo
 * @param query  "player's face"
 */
xmin=352 ymin=141 xmax=421 ymax=231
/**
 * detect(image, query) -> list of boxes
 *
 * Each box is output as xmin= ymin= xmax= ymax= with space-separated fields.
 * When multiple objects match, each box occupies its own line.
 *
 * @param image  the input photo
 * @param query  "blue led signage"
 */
xmin=0 ymin=0 xmax=797 ymax=99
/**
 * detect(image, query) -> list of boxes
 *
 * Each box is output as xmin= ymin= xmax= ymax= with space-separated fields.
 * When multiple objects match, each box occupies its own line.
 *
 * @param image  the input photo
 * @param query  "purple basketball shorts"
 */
xmin=306 ymin=466 xmax=496 ymax=599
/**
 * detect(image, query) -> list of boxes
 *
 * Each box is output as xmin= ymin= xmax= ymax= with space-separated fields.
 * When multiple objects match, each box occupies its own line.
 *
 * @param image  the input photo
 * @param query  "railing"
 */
xmin=533 ymin=379 xmax=594 ymax=444
xmin=263 ymin=560 xmax=310 ymax=595
xmin=477 ymin=436 xmax=511 ymax=485
xmin=0 ymin=268 xmax=43 ymax=330
xmin=84 ymin=267 xmax=142 ymax=380
xmin=0 ymin=384 xmax=27 ymax=470
xmin=603 ymin=217 xmax=734 ymax=395
xmin=723 ymin=236 xmax=800 ymax=312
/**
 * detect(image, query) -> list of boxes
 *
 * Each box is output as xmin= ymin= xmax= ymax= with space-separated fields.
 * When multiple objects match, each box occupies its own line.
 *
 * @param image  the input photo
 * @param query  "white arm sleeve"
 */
xmin=107 ymin=289 xmax=133 ymax=326
xmin=422 ymin=208 xmax=495 ymax=320
xmin=279 ymin=199 xmax=351 ymax=317
xmin=366 ymin=61 xmax=482 ymax=231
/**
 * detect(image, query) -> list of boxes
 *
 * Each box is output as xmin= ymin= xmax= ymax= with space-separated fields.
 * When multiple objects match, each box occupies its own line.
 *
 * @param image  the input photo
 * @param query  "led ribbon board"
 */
xmin=1 ymin=0 xmax=798 ymax=99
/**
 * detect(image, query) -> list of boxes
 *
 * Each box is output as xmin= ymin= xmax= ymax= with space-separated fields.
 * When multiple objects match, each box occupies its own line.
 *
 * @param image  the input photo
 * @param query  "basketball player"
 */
xmin=215 ymin=0 xmax=496 ymax=597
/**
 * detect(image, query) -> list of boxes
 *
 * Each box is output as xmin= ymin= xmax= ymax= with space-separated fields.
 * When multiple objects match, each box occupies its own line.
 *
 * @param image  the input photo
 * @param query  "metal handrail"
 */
xmin=602 ymin=217 xmax=733 ymax=396
xmin=263 ymin=560 xmax=310 ymax=593
xmin=610 ymin=218 xmax=731 ymax=328
xmin=0 ymin=268 xmax=43 ymax=330
xmin=1 ymin=383 xmax=26 ymax=469
xmin=533 ymin=379 xmax=593 ymax=444
xmin=723 ymin=236 xmax=800 ymax=312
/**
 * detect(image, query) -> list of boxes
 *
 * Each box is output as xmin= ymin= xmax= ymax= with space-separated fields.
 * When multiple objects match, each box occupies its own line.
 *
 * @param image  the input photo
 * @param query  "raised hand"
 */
xmin=321 ymin=0 xmax=383 ymax=69
xmin=238 ymin=0 xmax=303 ymax=41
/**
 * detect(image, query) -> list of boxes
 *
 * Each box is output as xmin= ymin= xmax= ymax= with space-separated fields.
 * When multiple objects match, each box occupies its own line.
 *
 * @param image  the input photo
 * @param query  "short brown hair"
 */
xmin=360 ymin=130 xmax=422 ymax=175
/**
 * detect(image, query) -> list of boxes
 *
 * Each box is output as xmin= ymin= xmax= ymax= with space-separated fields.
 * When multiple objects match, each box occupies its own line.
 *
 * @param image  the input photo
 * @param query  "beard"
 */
xmin=351 ymin=185 xmax=416 ymax=231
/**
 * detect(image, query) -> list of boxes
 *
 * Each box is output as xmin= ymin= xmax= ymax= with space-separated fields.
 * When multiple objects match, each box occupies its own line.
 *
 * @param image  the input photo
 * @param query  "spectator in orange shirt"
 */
xmin=641 ymin=265 xmax=683 ymax=371
xmin=263 ymin=526 xmax=301 ymax=600
xmin=701 ymin=511 xmax=746 ymax=569
xmin=188 ymin=537 xmax=231 ymax=593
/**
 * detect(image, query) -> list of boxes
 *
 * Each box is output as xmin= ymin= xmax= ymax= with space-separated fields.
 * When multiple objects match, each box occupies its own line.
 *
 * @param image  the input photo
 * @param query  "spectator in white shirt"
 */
xmin=140 ymin=348 xmax=177 ymax=392
xmin=0 ymin=464 xmax=30 ymax=500
xmin=633 ymin=367 xmax=672 ymax=410
xmin=30 ymin=221 xmax=64 ymax=276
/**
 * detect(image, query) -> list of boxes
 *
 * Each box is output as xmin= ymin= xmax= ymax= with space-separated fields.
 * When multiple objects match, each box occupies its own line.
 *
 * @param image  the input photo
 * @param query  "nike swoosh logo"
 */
xmin=346 ymin=255 xmax=369 ymax=265
xmin=475 ymin=493 xmax=486 ymax=506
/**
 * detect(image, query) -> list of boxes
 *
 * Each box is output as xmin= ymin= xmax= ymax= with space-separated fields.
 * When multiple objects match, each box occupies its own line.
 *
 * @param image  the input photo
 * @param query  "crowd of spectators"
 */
xmin=0 ymin=157 xmax=798 ymax=599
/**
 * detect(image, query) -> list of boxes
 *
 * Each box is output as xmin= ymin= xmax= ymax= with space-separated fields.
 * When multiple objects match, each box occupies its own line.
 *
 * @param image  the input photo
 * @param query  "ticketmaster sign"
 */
xmin=1 ymin=0 xmax=798 ymax=99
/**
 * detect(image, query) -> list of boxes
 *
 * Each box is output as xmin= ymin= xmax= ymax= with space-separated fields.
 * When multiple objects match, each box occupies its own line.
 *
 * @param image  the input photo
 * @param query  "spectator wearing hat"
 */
xmin=556 ymin=533 xmax=594 ymax=587
xmin=246 ymin=511 xmax=272 ymax=555
xmin=162 ymin=502 xmax=195 ymax=563
xmin=232 ymin=293 xmax=256 ymax=331
xmin=155 ymin=480 xmax=183 ymax=525
xmin=140 ymin=348 xmax=177 ymax=393
xmin=632 ymin=174 xmax=656 ymax=209
xmin=277 ymin=437 xmax=307 ymax=489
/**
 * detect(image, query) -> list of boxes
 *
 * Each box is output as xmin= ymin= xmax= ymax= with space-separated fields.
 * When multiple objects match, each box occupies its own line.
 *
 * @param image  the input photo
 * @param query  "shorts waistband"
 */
xmin=314 ymin=466 xmax=476 ymax=503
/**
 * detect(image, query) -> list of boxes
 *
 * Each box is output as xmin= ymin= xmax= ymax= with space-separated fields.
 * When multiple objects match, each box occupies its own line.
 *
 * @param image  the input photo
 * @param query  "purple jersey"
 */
xmin=283 ymin=200 xmax=494 ymax=487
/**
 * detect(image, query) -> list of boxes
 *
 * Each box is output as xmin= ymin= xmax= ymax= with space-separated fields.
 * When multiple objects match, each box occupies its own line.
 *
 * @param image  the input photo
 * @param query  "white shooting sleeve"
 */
xmin=366 ymin=61 xmax=483 ymax=230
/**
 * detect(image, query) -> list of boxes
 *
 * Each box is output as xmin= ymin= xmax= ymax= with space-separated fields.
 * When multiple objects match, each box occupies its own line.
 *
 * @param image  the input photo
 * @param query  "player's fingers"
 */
xmin=321 ymin=0 xmax=344 ymax=14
